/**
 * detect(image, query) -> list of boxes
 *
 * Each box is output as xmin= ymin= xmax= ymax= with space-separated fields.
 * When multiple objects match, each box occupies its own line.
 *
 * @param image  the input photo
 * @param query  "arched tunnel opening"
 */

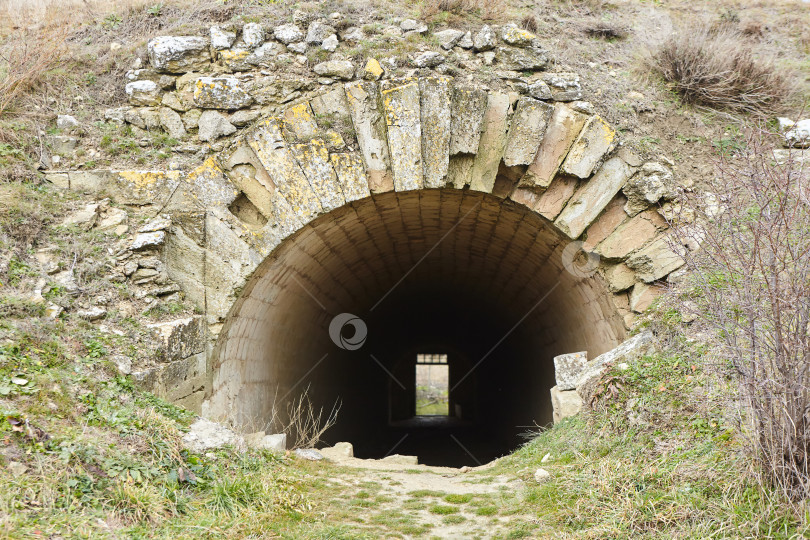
xmin=210 ymin=188 xmax=626 ymax=466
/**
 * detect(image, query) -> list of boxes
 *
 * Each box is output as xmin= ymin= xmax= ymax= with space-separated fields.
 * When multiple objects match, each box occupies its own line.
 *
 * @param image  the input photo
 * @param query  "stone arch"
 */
xmin=50 ymin=74 xmax=688 ymax=460
xmin=140 ymin=75 xmax=687 ymax=459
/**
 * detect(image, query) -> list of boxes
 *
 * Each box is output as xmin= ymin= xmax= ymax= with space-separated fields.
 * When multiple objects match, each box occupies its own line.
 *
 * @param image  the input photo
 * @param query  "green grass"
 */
xmin=429 ymin=504 xmax=459 ymax=515
xmin=443 ymin=493 xmax=473 ymax=504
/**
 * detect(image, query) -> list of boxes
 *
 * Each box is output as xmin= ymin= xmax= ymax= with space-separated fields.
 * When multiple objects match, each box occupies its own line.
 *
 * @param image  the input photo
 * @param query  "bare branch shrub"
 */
xmin=671 ymin=128 xmax=810 ymax=502
xmin=649 ymin=26 xmax=796 ymax=116
xmin=265 ymin=386 xmax=341 ymax=450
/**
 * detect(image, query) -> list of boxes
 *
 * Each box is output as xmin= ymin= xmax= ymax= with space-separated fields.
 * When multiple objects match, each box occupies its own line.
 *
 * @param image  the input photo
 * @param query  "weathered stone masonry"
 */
xmin=46 ymin=25 xmax=691 ymax=433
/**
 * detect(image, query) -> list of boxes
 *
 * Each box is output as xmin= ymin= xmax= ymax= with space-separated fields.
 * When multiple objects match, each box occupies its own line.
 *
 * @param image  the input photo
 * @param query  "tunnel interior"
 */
xmin=210 ymin=188 xmax=626 ymax=466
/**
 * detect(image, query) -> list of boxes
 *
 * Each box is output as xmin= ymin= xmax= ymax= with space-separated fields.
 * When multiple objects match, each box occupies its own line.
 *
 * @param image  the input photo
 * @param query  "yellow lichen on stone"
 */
xmin=363 ymin=58 xmax=384 ymax=81
xmin=118 ymin=170 xmax=181 ymax=188
xmin=219 ymin=49 xmax=250 ymax=63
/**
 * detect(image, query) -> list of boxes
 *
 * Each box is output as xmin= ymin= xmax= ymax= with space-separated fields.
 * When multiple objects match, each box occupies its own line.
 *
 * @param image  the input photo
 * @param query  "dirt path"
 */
xmin=308 ymin=449 xmax=545 ymax=538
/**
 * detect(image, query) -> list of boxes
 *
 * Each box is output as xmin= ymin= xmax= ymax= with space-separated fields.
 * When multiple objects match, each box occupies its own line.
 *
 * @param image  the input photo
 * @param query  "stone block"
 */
xmin=419 ymin=77 xmax=452 ymax=188
xmin=533 ymin=175 xmax=578 ymax=220
xmin=314 ymin=60 xmax=355 ymax=80
xmin=582 ymin=196 xmax=627 ymax=252
xmin=503 ymin=98 xmax=553 ymax=167
xmin=553 ymin=351 xmax=587 ymax=391
xmin=449 ymin=85 xmax=488 ymax=155
xmin=603 ymin=263 xmax=636 ymax=293
xmin=555 ymin=157 xmax=634 ymax=239
xmin=381 ymin=79 xmax=423 ymax=191
xmin=576 ymin=332 xmax=656 ymax=404
xmin=550 ymin=386 xmax=583 ymax=423
xmin=282 ymin=101 xmax=319 ymax=142
xmin=147 ymin=316 xmax=205 ymax=362
xmin=330 ymin=153 xmax=371 ymax=202
xmin=625 ymin=234 xmax=685 ymax=282
xmin=193 ymin=77 xmax=254 ymax=110
xmin=289 ymin=139 xmax=345 ymax=212
xmin=623 ymin=162 xmax=676 ymax=216
xmin=210 ymin=26 xmax=236 ymax=50
xmin=447 ymin=154 xmax=476 ymax=190
xmin=469 ymin=92 xmax=510 ymax=193
xmin=248 ymin=119 xmax=323 ymax=221
xmin=184 ymin=157 xmax=239 ymax=208
xmin=630 ymin=282 xmax=663 ymax=313
xmin=520 ymin=104 xmax=588 ymax=190
xmin=595 ymin=209 xmax=666 ymax=259
xmin=542 ymin=72 xmax=582 ymax=102
xmin=126 ymin=80 xmax=161 ymax=107
xmin=148 ymin=36 xmax=210 ymax=73
xmin=561 ymin=115 xmax=616 ymax=179
xmin=344 ymin=81 xmax=392 ymax=192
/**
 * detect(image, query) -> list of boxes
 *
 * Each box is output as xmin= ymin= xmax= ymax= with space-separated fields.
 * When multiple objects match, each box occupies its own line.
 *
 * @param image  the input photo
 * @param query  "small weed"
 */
xmin=102 ymin=13 xmax=123 ymax=30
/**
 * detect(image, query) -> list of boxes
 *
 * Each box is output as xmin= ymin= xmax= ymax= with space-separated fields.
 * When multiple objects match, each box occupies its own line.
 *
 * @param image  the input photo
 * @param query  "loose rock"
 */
xmin=193 ymin=77 xmax=254 ymax=110
xmin=125 ymin=80 xmax=161 ymax=106
xmin=198 ymin=110 xmax=237 ymax=142
xmin=413 ymin=51 xmax=445 ymax=68
xmin=242 ymin=22 xmax=265 ymax=48
xmin=785 ymin=119 xmax=810 ymax=149
xmin=274 ymin=24 xmax=304 ymax=44
xmin=147 ymin=36 xmax=210 ymax=73
xmin=182 ymin=418 xmax=245 ymax=453
xmin=313 ymin=60 xmax=355 ymax=80
xmin=435 ymin=29 xmax=464 ymax=50
xmin=210 ymin=26 xmax=236 ymax=50
xmin=473 ymin=25 xmax=496 ymax=51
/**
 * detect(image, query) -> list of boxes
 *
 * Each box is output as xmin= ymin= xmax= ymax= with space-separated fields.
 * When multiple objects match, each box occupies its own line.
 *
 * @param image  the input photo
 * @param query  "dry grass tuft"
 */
xmin=0 ymin=30 xmax=65 ymax=118
xmin=649 ymin=26 xmax=796 ymax=116
xmin=421 ymin=0 xmax=507 ymax=22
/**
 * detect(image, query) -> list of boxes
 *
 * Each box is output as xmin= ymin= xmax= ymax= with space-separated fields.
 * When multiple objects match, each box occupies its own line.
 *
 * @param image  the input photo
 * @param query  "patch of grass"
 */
xmin=408 ymin=489 xmax=444 ymax=498
xmin=442 ymin=514 xmax=466 ymax=524
xmin=475 ymin=505 xmax=498 ymax=516
xmin=429 ymin=504 xmax=459 ymax=515
xmin=443 ymin=493 xmax=473 ymax=504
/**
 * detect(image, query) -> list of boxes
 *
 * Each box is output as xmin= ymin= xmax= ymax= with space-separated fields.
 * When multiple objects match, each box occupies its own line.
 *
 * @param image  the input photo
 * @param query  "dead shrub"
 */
xmin=671 ymin=128 xmax=810 ymax=503
xmin=0 ymin=30 xmax=65 ymax=117
xmin=649 ymin=27 xmax=796 ymax=116
xmin=264 ymin=386 xmax=340 ymax=450
xmin=583 ymin=20 xmax=628 ymax=41
xmin=521 ymin=14 xmax=538 ymax=33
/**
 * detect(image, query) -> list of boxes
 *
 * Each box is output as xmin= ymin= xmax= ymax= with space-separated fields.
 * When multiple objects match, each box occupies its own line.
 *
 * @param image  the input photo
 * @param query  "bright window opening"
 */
xmin=415 ymin=354 xmax=449 ymax=416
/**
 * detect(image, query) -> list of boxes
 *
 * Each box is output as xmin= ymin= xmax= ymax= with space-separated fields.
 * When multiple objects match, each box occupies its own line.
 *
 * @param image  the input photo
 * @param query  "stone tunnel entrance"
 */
xmin=207 ymin=188 xmax=626 ymax=466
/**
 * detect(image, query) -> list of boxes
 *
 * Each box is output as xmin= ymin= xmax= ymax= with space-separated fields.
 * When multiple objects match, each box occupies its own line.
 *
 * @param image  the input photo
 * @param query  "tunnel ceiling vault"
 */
xmin=74 ymin=74 xmax=691 ymax=444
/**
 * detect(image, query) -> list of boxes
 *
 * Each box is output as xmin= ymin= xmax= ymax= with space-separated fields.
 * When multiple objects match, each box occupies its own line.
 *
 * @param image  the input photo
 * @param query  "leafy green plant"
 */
xmin=102 ymin=13 xmax=123 ymax=30
xmin=147 ymin=3 xmax=163 ymax=16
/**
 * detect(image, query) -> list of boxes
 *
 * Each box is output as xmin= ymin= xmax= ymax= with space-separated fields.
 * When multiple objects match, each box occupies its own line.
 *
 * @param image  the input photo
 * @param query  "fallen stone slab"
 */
xmin=182 ymin=418 xmax=246 ymax=453
xmin=576 ymin=331 xmax=656 ymax=404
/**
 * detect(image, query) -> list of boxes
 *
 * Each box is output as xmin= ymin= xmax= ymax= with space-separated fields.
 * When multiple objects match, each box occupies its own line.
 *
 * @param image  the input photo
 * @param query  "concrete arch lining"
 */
xmin=206 ymin=189 xmax=626 ymax=464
